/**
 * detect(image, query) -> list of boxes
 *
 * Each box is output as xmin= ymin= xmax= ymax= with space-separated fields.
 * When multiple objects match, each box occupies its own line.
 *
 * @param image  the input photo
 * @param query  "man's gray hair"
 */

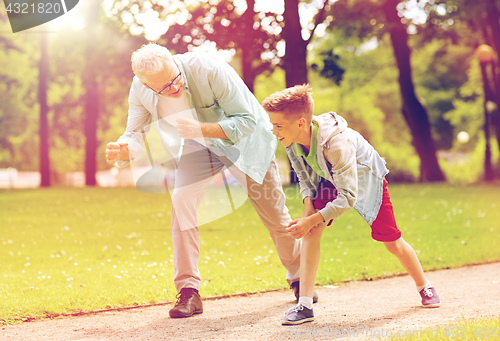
xmin=131 ymin=43 xmax=174 ymax=76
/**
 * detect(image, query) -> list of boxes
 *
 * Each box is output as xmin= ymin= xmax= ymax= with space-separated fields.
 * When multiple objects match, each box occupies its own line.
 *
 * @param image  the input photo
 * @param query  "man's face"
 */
xmin=139 ymin=61 xmax=185 ymax=98
xmin=268 ymin=111 xmax=300 ymax=148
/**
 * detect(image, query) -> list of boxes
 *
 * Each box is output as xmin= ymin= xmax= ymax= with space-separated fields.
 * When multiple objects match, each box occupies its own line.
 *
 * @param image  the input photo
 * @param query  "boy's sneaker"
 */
xmin=281 ymin=304 xmax=314 ymax=325
xmin=290 ymin=281 xmax=318 ymax=303
xmin=419 ymin=284 xmax=440 ymax=308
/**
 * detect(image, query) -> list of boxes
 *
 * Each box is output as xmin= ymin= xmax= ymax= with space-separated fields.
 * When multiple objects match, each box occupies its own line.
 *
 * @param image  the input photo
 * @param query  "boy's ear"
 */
xmin=298 ymin=117 xmax=307 ymax=128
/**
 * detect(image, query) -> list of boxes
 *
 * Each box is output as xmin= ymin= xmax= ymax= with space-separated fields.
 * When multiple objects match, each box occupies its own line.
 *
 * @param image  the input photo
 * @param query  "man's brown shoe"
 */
xmin=169 ymin=288 xmax=203 ymax=318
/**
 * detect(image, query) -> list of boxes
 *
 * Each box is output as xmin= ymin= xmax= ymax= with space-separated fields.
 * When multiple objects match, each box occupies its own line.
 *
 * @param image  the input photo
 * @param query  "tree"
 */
xmin=109 ymin=0 xmax=281 ymax=92
xmin=0 ymin=13 xmax=38 ymax=172
xmin=111 ymin=0 xmax=333 ymax=92
xmin=110 ymin=0 xmax=333 ymax=182
xmin=328 ymin=0 xmax=446 ymax=181
xmin=422 ymin=0 xmax=500 ymax=175
xmin=382 ymin=0 xmax=445 ymax=181
xmin=80 ymin=0 xmax=104 ymax=186
xmin=485 ymin=0 xmax=500 ymax=161
xmin=0 ymin=2 xmax=144 ymax=184
xmin=39 ymin=33 xmax=50 ymax=187
xmin=282 ymin=0 xmax=330 ymax=87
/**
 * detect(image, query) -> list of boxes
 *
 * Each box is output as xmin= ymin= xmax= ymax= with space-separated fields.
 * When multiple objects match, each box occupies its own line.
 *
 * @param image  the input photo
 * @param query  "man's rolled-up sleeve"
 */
xmin=116 ymin=81 xmax=152 ymax=168
xmin=208 ymin=64 xmax=257 ymax=145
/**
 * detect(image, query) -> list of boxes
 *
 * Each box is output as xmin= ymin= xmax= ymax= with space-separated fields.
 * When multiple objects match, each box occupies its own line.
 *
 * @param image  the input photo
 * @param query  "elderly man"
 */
xmin=105 ymin=43 xmax=312 ymax=318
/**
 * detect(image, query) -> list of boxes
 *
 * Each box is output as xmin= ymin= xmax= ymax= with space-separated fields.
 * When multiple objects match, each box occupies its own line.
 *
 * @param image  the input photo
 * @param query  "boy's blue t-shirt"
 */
xmin=296 ymin=122 xmax=328 ymax=180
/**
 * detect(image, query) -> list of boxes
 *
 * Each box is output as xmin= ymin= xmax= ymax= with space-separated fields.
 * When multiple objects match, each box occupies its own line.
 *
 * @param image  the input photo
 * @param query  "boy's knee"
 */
xmin=384 ymin=238 xmax=405 ymax=255
xmin=303 ymin=230 xmax=322 ymax=245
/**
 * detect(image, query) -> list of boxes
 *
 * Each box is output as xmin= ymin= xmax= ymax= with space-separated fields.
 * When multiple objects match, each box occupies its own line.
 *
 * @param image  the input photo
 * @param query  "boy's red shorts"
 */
xmin=312 ymin=178 xmax=401 ymax=242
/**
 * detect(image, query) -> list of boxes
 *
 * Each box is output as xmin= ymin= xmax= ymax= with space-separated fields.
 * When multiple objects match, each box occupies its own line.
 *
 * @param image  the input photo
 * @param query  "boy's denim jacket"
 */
xmin=286 ymin=113 xmax=389 ymax=225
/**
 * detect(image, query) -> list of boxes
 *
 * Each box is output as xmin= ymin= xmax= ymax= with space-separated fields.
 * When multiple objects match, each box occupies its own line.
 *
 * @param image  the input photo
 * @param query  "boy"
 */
xmin=262 ymin=84 xmax=440 ymax=325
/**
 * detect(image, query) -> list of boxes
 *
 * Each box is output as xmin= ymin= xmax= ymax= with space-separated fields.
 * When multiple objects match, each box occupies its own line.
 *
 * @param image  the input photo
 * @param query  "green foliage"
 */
xmin=313 ymin=0 xmax=496 ymax=182
xmin=440 ymin=135 xmax=499 ymax=184
xmin=0 ymin=12 xmax=39 ymax=171
xmin=307 ymin=31 xmax=419 ymax=181
xmin=444 ymin=59 xmax=484 ymax=150
xmin=1 ymin=0 xmax=499 ymax=186
xmin=254 ymin=67 xmax=287 ymax=103
xmin=0 ymin=4 xmax=145 ymax=180
xmin=412 ymin=39 xmax=474 ymax=150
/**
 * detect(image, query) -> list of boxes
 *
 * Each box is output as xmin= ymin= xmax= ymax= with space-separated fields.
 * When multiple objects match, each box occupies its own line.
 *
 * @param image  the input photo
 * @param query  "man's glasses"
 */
xmin=144 ymin=64 xmax=182 ymax=95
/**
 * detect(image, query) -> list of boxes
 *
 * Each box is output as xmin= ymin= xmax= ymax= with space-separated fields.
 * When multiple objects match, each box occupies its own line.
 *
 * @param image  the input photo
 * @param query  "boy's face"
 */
xmin=268 ymin=111 xmax=301 ymax=148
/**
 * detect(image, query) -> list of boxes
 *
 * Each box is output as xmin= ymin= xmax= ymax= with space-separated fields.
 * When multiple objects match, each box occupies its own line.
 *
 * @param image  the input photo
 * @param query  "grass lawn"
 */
xmin=1 ymin=183 xmax=500 ymax=324
xmin=387 ymin=315 xmax=500 ymax=340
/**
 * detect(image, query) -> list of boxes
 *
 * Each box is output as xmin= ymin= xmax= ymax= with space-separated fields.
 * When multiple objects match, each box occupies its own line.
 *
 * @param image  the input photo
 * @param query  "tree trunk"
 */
xmin=84 ymin=0 xmax=100 ymax=186
xmin=283 ymin=0 xmax=308 ymax=88
xmin=239 ymin=0 xmax=256 ymax=93
xmin=480 ymin=62 xmax=495 ymax=181
xmin=38 ymin=33 xmax=50 ymax=187
xmin=485 ymin=0 xmax=500 ymax=172
xmin=384 ymin=0 xmax=445 ymax=182
xmin=241 ymin=51 xmax=255 ymax=93
xmin=282 ymin=0 xmax=310 ymax=183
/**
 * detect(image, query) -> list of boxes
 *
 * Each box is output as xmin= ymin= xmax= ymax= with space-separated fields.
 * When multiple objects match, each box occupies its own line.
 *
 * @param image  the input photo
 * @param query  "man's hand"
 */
xmin=177 ymin=118 xmax=229 ymax=139
xmin=176 ymin=118 xmax=204 ymax=139
xmin=106 ymin=142 xmax=129 ymax=164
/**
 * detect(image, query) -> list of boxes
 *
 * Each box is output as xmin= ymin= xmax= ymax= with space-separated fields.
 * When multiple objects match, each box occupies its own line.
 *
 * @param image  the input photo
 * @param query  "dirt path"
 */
xmin=2 ymin=262 xmax=500 ymax=341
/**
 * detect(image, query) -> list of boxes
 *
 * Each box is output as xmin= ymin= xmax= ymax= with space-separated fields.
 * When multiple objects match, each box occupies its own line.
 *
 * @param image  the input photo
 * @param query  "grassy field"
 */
xmin=388 ymin=315 xmax=500 ymax=340
xmin=1 ymin=183 xmax=500 ymax=324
